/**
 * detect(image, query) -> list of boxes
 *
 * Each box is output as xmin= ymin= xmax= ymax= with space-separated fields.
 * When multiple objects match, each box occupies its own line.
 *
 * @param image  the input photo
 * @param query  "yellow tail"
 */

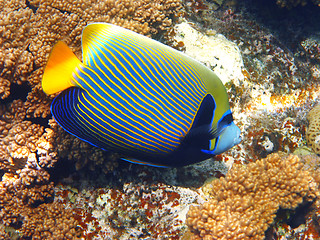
xmin=42 ymin=41 xmax=82 ymax=95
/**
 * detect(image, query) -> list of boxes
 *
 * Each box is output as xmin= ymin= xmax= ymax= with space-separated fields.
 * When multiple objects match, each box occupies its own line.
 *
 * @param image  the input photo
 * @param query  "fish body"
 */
xmin=42 ymin=23 xmax=241 ymax=167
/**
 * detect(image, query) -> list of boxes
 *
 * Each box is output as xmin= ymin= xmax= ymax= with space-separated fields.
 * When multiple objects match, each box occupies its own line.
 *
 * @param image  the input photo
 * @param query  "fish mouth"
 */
xmin=233 ymin=126 xmax=242 ymax=146
xmin=234 ymin=135 xmax=242 ymax=146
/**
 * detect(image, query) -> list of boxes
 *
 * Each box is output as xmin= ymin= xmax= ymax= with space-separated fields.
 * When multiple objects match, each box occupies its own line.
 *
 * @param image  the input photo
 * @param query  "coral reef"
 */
xmin=306 ymin=105 xmax=320 ymax=154
xmin=48 ymin=119 xmax=119 ymax=173
xmin=173 ymin=21 xmax=244 ymax=85
xmin=55 ymin=180 xmax=199 ymax=239
xmin=186 ymin=153 xmax=320 ymax=239
xmin=180 ymin=0 xmax=320 ymax=166
xmin=0 ymin=0 xmax=182 ymax=238
xmin=1 ymin=0 xmax=320 ymax=238
xmin=267 ymin=153 xmax=320 ymax=239
xmin=301 ymin=38 xmax=320 ymax=64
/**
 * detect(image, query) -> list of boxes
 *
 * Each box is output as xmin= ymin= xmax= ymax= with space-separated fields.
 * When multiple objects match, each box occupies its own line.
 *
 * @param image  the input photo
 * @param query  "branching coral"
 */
xmin=306 ymin=105 xmax=320 ymax=154
xmin=186 ymin=153 xmax=320 ymax=240
xmin=48 ymin=119 xmax=119 ymax=173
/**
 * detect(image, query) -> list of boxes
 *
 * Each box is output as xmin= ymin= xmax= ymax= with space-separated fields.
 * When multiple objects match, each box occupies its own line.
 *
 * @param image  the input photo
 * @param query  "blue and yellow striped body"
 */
xmin=43 ymin=23 xmax=241 ymax=167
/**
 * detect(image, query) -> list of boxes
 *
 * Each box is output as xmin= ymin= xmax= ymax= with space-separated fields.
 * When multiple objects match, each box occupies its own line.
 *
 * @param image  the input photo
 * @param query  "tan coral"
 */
xmin=306 ymin=105 xmax=320 ymax=154
xmin=21 ymin=202 xmax=81 ymax=239
xmin=0 ymin=179 xmax=81 ymax=239
xmin=1 ymin=0 xmax=182 ymax=119
xmin=1 ymin=0 xmax=181 ymax=175
xmin=0 ymin=77 xmax=10 ymax=99
xmin=186 ymin=153 xmax=320 ymax=240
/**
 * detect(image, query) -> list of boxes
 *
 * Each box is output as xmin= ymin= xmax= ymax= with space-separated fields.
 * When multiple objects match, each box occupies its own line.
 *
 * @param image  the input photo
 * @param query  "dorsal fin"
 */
xmin=81 ymin=23 xmax=175 ymax=66
xmin=81 ymin=23 xmax=113 ymax=65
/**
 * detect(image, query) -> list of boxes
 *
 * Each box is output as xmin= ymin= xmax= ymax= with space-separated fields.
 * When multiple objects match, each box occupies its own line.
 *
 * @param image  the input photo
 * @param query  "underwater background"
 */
xmin=1 ymin=0 xmax=320 ymax=239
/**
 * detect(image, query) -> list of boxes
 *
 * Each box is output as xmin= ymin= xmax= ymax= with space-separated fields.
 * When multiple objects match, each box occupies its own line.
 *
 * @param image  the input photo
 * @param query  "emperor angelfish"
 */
xmin=42 ymin=23 xmax=241 ymax=167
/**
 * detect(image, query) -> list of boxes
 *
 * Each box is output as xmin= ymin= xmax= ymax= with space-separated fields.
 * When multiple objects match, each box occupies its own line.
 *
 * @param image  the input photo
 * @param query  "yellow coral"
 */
xmin=186 ymin=153 xmax=320 ymax=240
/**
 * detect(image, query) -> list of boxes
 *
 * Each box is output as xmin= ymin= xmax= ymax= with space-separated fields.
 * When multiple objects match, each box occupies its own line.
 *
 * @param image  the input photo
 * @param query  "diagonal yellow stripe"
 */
xmin=77 ymin=51 xmax=185 ymax=139
xmin=109 ymin=32 xmax=206 ymax=100
xmin=73 ymin=71 xmax=179 ymax=151
xmin=87 ymin=35 xmax=191 ymax=130
xmin=85 ymin=40 xmax=188 ymax=136
xmin=74 ymin=90 xmax=163 ymax=154
xmin=104 ymin=36 xmax=198 ymax=117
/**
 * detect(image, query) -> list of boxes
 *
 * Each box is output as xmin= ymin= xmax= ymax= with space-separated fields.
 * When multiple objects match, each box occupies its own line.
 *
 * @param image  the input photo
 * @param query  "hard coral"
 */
xmin=186 ymin=153 xmax=320 ymax=240
xmin=306 ymin=105 xmax=320 ymax=155
xmin=0 ymin=179 xmax=81 ymax=239
xmin=1 ymin=0 xmax=181 ymax=117
xmin=48 ymin=119 xmax=119 ymax=173
xmin=301 ymin=38 xmax=320 ymax=64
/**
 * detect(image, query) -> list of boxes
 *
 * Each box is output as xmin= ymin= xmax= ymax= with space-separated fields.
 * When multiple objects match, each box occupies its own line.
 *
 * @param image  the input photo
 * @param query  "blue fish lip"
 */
xmin=208 ymin=121 xmax=241 ymax=155
xmin=233 ymin=125 xmax=242 ymax=146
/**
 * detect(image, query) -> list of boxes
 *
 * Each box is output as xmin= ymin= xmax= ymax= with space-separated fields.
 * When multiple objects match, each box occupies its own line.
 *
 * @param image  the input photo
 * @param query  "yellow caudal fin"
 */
xmin=42 ymin=41 xmax=82 ymax=95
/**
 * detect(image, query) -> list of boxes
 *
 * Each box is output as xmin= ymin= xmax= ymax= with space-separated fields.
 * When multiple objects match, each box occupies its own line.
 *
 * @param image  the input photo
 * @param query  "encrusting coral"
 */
xmin=306 ymin=105 xmax=320 ymax=155
xmin=186 ymin=153 xmax=320 ymax=240
xmin=0 ymin=0 xmax=182 ymax=238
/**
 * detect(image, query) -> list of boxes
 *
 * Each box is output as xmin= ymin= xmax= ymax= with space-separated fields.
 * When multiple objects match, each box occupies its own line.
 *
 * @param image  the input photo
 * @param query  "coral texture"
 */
xmin=306 ymin=105 xmax=320 ymax=154
xmin=0 ymin=177 xmax=81 ymax=239
xmin=186 ymin=153 xmax=320 ymax=240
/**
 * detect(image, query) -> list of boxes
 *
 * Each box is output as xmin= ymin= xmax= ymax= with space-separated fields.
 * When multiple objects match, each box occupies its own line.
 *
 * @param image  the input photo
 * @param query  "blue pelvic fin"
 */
xmin=121 ymin=157 xmax=168 ymax=168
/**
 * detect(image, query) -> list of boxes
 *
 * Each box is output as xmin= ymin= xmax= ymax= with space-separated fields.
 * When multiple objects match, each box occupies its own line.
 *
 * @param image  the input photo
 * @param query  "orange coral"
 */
xmin=186 ymin=153 xmax=320 ymax=240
